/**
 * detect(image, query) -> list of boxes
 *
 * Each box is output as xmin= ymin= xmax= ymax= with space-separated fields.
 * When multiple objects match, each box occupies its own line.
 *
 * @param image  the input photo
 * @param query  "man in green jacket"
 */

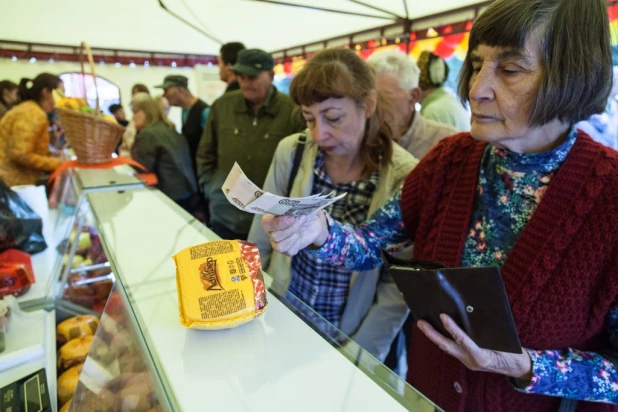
xmin=197 ymin=49 xmax=304 ymax=240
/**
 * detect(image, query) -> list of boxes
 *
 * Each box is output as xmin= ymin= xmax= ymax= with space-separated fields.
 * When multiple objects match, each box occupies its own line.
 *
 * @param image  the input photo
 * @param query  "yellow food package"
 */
xmin=174 ymin=240 xmax=268 ymax=330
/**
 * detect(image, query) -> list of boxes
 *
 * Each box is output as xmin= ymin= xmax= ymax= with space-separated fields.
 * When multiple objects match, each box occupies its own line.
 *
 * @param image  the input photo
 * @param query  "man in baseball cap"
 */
xmin=155 ymin=74 xmax=189 ymax=90
xmin=155 ymin=74 xmax=210 ymax=181
xmin=230 ymin=49 xmax=276 ymax=112
xmin=196 ymin=48 xmax=304 ymax=240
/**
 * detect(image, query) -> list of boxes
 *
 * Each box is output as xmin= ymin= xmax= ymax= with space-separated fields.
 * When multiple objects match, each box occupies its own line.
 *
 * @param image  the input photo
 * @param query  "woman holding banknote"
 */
xmin=248 ymin=48 xmax=419 ymax=361
xmin=260 ymin=0 xmax=618 ymax=411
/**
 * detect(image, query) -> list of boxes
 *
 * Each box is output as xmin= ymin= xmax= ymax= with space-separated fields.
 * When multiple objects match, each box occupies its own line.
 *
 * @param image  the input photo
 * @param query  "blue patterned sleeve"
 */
xmin=512 ymin=307 xmax=618 ymax=403
xmin=309 ymin=188 xmax=411 ymax=271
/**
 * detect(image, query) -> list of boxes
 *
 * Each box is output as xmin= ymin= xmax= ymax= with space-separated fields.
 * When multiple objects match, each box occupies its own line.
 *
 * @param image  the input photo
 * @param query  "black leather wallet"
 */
xmin=382 ymin=251 xmax=522 ymax=354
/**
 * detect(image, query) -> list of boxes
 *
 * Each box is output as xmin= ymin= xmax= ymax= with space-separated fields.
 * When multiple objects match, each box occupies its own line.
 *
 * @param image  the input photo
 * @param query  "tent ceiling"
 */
xmin=0 ymin=0 xmax=488 ymax=55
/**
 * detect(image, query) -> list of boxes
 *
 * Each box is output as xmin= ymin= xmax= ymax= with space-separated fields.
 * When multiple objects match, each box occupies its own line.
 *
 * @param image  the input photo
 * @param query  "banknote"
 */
xmin=222 ymin=162 xmax=346 ymax=216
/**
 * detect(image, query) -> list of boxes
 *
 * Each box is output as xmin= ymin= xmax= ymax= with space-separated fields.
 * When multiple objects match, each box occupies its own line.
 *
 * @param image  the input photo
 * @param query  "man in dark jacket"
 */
xmin=197 ymin=49 xmax=305 ymax=240
xmin=155 ymin=75 xmax=209 ymax=178
xmin=218 ymin=42 xmax=245 ymax=93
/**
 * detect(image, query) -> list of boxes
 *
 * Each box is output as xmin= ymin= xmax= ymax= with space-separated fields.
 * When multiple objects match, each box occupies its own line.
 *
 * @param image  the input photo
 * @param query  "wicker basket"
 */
xmin=56 ymin=42 xmax=125 ymax=164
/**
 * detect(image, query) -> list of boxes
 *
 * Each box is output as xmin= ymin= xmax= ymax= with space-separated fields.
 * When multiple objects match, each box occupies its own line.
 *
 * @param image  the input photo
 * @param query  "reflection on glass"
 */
xmin=70 ymin=286 xmax=166 ymax=412
xmin=267 ymin=276 xmax=443 ymax=412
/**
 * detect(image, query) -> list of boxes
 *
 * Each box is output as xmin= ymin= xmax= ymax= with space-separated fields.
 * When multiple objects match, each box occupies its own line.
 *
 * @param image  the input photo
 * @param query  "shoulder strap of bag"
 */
xmin=287 ymin=133 xmax=307 ymax=197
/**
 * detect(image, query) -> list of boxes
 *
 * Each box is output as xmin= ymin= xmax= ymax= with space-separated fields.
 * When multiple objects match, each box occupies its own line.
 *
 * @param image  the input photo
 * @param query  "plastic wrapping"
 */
xmin=0 ymin=179 xmax=47 ymax=254
xmin=174 ymin=240 xmax=267 ymax=330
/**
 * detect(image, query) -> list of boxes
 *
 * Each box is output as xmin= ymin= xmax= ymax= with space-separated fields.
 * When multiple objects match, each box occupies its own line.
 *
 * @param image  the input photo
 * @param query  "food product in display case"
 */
xmin=58 ymin=335 xmax=94 ymax=372
xmin=63 ymin=273 xmax=113 ymax=309
xmin=57 ymin=315 xmax=99 ymax=345
xmin=174 ymin=240 xmax=267 ymax=330
xmin=115 ymin=372 xmax=159 ymax=411
xmin=92 ymin=290 xmax=123 ymax=318
xmin=57 ymin=364 xmax=83 ymax=405
xmin=60 ymin=224 xmax=114 ymax=311
xmin=59 ymin=400 xmax=71 ymax=412
xmin=68 ymin=296 xmax=164 ymax=412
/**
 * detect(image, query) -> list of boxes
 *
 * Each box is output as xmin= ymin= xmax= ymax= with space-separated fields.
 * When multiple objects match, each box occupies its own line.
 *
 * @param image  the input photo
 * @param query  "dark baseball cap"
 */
xmin=155 ymin=75 xmax=188 ymax=89
xmin=231 ymin=49 xmax=274 ymax=76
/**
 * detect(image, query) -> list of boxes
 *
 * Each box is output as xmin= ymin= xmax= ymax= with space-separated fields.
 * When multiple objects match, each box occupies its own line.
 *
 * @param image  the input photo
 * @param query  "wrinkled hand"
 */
xmin=418 ymin=314 xmax=532 ymax=381
xmin=261 ymin=211 xmax=329 ymax=257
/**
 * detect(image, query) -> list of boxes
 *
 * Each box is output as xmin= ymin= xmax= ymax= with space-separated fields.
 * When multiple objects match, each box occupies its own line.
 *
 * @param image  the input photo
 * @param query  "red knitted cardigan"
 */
xmin=401 ymin=130 xmax=618 ymax=412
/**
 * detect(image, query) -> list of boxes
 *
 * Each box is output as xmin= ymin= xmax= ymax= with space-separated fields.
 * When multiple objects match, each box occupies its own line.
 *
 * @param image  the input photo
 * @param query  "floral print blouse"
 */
xmin=311 ymin=128 xmax=618 ymax=403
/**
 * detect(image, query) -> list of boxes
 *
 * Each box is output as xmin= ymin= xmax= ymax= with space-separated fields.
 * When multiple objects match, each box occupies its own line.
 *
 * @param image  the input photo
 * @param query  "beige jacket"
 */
xmin=398 ymin=112 xmax=459 ymax=160
xmin=248 ymin=132 xmax=418 ymax=360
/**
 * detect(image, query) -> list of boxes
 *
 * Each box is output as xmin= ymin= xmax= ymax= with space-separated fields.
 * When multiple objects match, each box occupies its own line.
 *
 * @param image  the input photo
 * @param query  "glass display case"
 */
xmin=4 ymin=165 xmax=146 ymax=412
xmin=13 ymin=167 xmax=442 ymax=412
xmin=70 ymin=284 xmax=168 ymax=411
xmin=63 ymin=188 xmax=442 ymax=412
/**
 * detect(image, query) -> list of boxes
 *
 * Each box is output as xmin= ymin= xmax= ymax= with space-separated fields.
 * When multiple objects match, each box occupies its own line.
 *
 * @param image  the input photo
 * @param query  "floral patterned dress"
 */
xmin=311 ymin=128 xmax=618 ymax=403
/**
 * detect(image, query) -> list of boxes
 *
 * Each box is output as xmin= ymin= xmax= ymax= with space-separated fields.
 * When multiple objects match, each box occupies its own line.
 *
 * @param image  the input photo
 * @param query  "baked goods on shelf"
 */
xmin=58 ymin=335 xmax=94 ymax=372
xmin=59 ymin=400 xmax=71 ymax=412
xmin=57 ymin=315 xmax=99 ymax=345
xmin=57 ymin=364 xmax=83 ymax=405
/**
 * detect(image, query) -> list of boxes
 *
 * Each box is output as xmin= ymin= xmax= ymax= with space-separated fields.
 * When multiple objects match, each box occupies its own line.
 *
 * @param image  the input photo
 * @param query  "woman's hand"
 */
xmin=418 ymin=314 xmax=533 ymax=381
xmin=261 ymin=211 xmax=329 ymax=256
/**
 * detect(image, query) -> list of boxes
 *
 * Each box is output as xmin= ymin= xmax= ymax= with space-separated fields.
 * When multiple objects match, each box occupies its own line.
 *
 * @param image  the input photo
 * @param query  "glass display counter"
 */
xmin=11 ymin=166 xmax=441 ymax=412
xmin=65 ymin=188 xmax=441 ymax=412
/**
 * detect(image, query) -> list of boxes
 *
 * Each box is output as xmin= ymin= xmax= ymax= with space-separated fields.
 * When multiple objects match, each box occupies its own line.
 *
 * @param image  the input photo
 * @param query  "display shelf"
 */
xmin=20 ymin=166 xmax=137 ymax=310
xmin=84 ymin=188 xmax=441 ymax=412
xmin=22 ymin=167 xmax=441 ymax=412
xmin=21 ymin=209 xmax=73 ymax=309
xmin=70 ymin=285 xmax=169 ymax=411
xmin=74 ymin=165 xmax=144 ymax=192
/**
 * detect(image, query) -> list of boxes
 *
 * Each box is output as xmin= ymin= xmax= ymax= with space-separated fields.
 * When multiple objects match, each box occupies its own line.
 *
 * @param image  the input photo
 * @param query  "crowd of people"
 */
xmin=0 ymin=0 xmax=617 ymax=410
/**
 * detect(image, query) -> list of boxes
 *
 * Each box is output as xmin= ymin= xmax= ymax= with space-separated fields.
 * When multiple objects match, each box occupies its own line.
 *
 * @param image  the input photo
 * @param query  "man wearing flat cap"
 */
xmin=197 ymin=48 xmax=304 ymax=240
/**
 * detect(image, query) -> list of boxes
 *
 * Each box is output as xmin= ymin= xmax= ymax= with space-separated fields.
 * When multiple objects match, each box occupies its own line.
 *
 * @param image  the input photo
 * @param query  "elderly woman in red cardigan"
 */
xmin=261 ymin=0 xmax=618 ymax=410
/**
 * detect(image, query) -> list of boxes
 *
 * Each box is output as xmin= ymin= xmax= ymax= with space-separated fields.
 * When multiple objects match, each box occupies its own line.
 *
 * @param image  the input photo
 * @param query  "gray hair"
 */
xmin=367 ymin=50 xmax=421 ymax=92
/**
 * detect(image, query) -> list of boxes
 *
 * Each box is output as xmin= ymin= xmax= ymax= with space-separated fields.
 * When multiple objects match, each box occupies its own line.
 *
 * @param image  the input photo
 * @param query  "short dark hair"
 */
xmin=219 ymin=42 xmax=246 ymax=66
xmin=0 ymin=80 xmax=18 ymax=105
xmin=109 ymin=104 xmax=123 ymax=114
xmin=0 ymin=80 xmax=18 ymax=94
xmin=458 ymin=0 xmax=613 ymax=126
xmin=18 ymin=73 xmax=61 ymax=103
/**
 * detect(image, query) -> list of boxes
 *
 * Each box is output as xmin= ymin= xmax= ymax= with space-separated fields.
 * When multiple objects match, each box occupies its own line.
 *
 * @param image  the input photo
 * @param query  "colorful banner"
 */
xmin=275 ymin=5 xmax=618 ymax=87
xmin=610 ymin=5 xmax=618 ymax=65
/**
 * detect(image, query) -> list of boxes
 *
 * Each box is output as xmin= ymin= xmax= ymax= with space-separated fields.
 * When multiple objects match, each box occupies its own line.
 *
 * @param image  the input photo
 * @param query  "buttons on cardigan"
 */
xmin=453 ymin=381 xmax=463 ymax=394
xmin=466 ymin=306 xmax=474 ymax=313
